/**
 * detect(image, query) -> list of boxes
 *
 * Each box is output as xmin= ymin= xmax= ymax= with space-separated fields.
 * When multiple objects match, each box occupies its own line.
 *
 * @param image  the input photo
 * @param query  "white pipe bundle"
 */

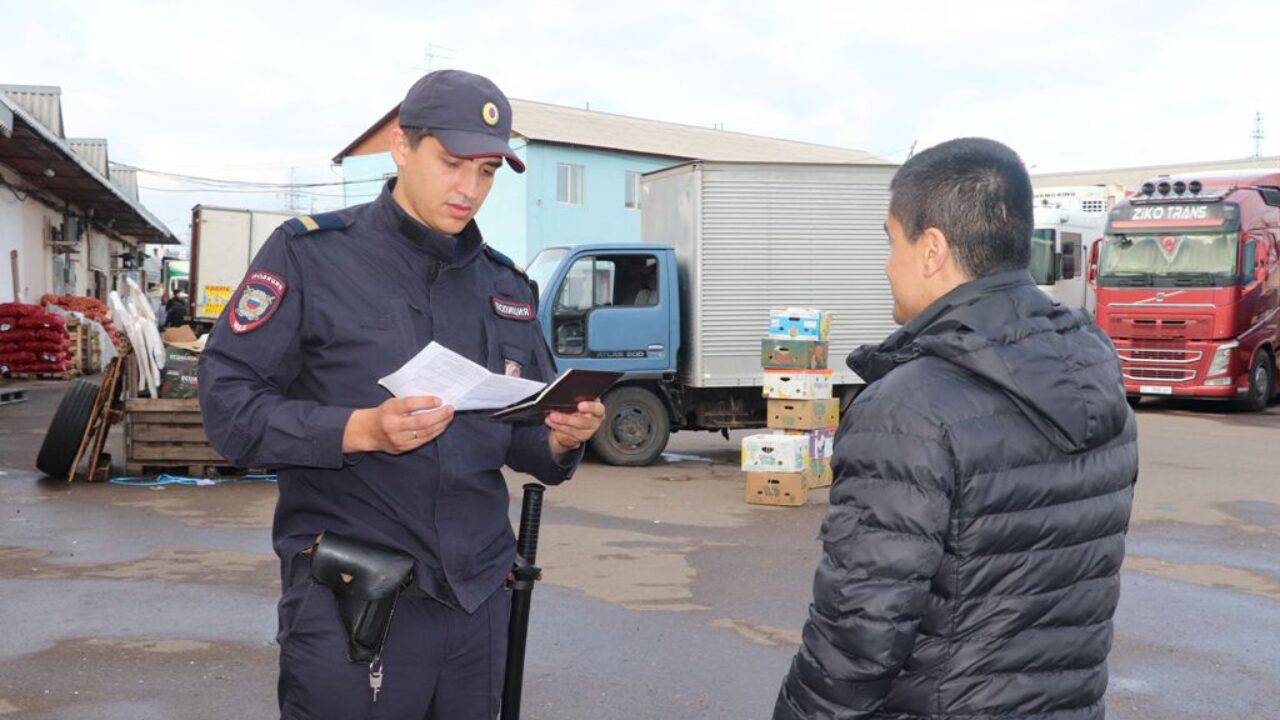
xmin=109 ymin=285 xmax=163 ymax=398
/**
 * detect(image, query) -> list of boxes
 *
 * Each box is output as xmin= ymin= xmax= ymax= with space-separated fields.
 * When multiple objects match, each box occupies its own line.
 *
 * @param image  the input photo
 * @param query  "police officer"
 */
xmin=198 ymin=69 xmax=605 ymax=720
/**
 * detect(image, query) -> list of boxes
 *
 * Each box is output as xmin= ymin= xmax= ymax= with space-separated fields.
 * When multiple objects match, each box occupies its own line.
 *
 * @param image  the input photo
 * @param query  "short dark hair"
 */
xmin=889 ymin=137 xmax=1033 ymax=277
xmin=401 ymin=126 xmax=432 ymax=149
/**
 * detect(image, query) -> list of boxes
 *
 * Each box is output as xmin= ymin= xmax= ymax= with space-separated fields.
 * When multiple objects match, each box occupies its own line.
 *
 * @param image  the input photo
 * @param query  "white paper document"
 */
xmin=378 ymin=341 xmax=546 ymax=412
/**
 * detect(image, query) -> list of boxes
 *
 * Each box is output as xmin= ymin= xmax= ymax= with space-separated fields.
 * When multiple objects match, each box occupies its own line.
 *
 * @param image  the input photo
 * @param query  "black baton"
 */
xmin=501 ymin=483 xmax=545 ymax=720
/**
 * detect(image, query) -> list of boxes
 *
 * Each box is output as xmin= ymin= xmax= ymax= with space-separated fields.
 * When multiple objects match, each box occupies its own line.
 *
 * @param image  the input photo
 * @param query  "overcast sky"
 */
xmin=4 ymin=0 xmax=1279 ymax=244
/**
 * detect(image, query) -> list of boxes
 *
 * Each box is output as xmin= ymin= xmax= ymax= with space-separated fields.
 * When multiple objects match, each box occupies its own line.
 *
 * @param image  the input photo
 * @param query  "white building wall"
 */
xmin=0 ymin=176 xmax=22 ymax=302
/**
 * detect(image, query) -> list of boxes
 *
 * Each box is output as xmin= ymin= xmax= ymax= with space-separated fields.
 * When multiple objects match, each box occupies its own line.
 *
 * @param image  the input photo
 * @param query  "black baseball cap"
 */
xmin=399 ymin=69 xmax=525 ymax=173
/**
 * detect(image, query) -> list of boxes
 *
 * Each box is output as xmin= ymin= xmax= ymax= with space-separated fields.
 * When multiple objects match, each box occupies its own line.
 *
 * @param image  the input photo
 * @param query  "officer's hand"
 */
xmin=546 ymin=400 xmax=606 ymax=460
xmin=343 ymin=396 xmax=455 ymax=455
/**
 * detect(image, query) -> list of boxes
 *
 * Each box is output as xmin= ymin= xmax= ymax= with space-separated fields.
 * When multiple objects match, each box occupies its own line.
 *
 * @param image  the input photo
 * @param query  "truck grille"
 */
xmin=1123 ymin=367 xmax=1197 ymax=383
xmin=1110 ymin=316 xmax=1212 ymax=340
xmin=1117 ymin=348 xmax=1203 ymax=364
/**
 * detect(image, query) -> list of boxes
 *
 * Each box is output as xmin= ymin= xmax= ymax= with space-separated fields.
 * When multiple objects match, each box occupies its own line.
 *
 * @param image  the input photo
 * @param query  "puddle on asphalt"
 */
xmin=538 ymin=523 xmax=717 ymax=611
xmin=0 ymin=546 xmax=275 ymax=589
xmin=1220 ymin=500 xmax=1280 ymax=529
xmin=109 ymin=490 xmax=275 ymax=529
xmin=84 ymin=638 xmax=215 ymax=653
xmin=518 ymin=467 xmax=757 ymax=529
xmin=660 ymin=452 xmax=713 ymax=463
xmin=1125 ymin=555 xmax=1280 ymax=600
xmin=707 ymin=618 xmax=801 ymax=648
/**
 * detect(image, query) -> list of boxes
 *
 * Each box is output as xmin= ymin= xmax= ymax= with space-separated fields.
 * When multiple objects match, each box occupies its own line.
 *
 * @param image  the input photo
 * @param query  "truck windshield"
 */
xmin=1030 ymin=229 xmax=1056 ymax=285
xmin=526 ymin=248 xmax=568 ymax=302
xmin=1098 ymin=233 xmax=1239 ymax=287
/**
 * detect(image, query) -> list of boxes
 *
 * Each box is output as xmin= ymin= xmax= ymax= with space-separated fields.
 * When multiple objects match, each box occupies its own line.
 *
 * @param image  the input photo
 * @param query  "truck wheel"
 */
xmin=1239 ymin=350 xmax=1274 ymax=412
xmin=36 ymin=379 xmax=100 ymax=478
xmin=590 ymin=386 xmax=670 ymax=466
xmin=1126 ymin=396 xmax=1142 ymax=409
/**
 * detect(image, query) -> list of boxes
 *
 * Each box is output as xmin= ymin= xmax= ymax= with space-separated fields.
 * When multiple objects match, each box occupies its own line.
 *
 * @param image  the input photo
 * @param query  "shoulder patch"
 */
xmin=483 ymin=245 xmax=525 ymax=276
xmin=285 ymin=211 xmax=351 ymax=235
xmin=229 ymin=270 xmax=287 ymax=334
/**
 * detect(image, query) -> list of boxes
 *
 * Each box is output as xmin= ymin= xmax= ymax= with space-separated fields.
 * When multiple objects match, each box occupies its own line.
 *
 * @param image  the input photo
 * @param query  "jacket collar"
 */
xmin=372 ymin=179 xmax=485 ymax=267
xmin=848 ymin=269 xmax=1035 ymax=383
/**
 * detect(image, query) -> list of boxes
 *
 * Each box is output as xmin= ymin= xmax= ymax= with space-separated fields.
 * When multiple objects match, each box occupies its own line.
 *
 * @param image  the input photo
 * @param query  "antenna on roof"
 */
xmin=1252 ymin=112 xmax=1265 ymax=158
xmin=416 ymin=43 xmax=456 ymax=72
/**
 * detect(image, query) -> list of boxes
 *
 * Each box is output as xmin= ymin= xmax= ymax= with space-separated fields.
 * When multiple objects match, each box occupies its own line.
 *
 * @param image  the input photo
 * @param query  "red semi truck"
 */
xmin=1092 ymin=171 xmax=1280 ymax=410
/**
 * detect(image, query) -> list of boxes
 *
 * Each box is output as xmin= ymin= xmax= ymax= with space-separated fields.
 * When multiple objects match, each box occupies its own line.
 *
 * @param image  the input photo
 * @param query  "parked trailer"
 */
xmin=188 ymin=205 xmax=298 ymax=329
xmin=1032 ymin=206 xmax=1106 ymax=314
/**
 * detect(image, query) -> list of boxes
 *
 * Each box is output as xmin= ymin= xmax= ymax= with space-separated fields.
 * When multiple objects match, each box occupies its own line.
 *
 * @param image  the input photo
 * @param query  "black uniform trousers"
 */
xmin=277 ymin=558 xmax=511 ymax=719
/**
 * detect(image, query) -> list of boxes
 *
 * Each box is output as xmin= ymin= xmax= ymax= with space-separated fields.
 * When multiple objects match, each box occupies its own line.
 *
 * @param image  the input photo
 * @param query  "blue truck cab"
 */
xmin=526 ymin=244 xmax=691 ymax=465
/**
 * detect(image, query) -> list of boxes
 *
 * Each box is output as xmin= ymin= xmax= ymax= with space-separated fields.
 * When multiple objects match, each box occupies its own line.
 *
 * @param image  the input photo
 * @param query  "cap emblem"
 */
xmin=482 ymin=101 xmax=500 ymax=127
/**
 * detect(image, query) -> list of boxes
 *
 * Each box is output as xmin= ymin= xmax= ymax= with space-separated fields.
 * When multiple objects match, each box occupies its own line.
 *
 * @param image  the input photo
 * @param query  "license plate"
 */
xmin=1139 ymin=385 xmax=1174 ymax=395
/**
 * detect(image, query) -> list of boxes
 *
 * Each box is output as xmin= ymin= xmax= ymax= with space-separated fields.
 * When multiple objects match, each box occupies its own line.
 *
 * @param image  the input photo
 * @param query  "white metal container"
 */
xmin=191 ymin=206 xmax=298 ymax=322
xmin=641 ymin=161 xmax=899 ymax=389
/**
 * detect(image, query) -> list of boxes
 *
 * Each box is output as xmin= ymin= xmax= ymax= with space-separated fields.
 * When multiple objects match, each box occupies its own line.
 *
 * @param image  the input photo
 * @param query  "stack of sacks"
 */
xmin=0 ymin=303 xmax=72 ymax=375
xmin=41 ymin=294 xmax=121 ymax=349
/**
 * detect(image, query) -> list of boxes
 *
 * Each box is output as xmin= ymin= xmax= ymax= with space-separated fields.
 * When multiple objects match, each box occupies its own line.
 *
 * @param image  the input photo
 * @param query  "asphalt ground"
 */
xmin=1 ymin=379 xmax=1277 ymax=719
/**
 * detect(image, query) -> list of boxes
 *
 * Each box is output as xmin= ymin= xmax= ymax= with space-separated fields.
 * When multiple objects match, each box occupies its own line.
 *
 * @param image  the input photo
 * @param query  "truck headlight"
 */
xmin=1207 ymin=342 xmax=1238 ymax=377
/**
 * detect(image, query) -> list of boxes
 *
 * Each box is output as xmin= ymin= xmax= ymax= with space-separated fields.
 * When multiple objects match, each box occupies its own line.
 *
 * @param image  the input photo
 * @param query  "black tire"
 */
xmin=1125 ymin=395 xmax=1142 ymax=409
xmin=35 ymin=379 xmax=100 ymax=478
xmin=1238 ymin=350 xmax=1274 ymax=412
xmin=589 ymin=386 xmax=670 ymax=466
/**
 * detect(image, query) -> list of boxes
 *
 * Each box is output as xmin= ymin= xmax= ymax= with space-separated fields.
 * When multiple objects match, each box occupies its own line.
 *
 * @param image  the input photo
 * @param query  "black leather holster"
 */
xmin=308 ymin=531 xmax=415 ymax=664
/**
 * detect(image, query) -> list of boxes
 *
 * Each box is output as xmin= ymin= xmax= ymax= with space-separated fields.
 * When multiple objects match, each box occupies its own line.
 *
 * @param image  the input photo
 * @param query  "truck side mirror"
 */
xmin=1242 ymin=241 xmax=1258 ymax=284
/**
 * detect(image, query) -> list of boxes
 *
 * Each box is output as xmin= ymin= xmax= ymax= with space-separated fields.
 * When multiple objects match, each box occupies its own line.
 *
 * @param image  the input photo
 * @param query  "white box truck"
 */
xmin=188 ymin=205 xmax=298 ymax=329
xmin=524 ymin=160 xmax=900 ymax=464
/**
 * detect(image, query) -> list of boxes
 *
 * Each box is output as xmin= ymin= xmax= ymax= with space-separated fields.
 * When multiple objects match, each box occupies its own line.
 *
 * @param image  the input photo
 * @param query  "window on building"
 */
xmin=557 ymin=163 xmax=584 ymax=205
xmin=625 ymin=171 xmax=641 ymax=210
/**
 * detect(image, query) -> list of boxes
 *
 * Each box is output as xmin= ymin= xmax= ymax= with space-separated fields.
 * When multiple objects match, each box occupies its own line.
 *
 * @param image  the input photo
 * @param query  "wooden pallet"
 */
xmin=6 ymin=370 xmax=79 ymax=381
xmin=0 ymin=386 xmax=28 ymax=406
xmin=122 ymin=463 xmax=263 ymax=478
xmin=125 ymin=395 xmax=234 ymax=476
xmin=66 ymin=320 xmax=81 ymax=371
xmin=82 ymin=328 xmax=102 ymax=374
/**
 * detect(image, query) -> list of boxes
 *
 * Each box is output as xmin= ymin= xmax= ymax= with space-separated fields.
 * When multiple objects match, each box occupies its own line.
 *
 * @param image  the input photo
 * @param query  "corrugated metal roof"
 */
xmin=69 ymin=138 xmax=108 ymax=175
xmin=0 ymin=91 xmax=175 ymax=243
xmin=1033 ymin=156 xmax=1280 ymax=191
xmin=109 ymin=162 xmax=139 ymax=202
xmin=508 ymin=99 xmax=880 ymax=163
xmin=334 ymin=99 xmax=882 ymax=164
xmin=0 ymin=84 xmax=64 ymax=137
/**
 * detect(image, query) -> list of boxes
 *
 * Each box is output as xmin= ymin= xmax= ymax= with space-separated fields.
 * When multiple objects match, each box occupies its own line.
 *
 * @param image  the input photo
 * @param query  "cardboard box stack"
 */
xmin=743 ymin=307 xmax=839 ymax=507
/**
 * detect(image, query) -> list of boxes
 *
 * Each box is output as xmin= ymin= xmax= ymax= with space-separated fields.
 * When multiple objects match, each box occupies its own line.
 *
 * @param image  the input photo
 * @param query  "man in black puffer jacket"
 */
xmin=774 ymin=137 xmax=1137 ymax=720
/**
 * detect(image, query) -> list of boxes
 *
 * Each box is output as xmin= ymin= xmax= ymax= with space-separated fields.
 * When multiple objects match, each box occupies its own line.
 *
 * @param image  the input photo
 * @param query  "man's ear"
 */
xmin=919 ymin=227 xmax=951 ymax=279
xmin=389 ymin=127 xmax=409 ymax=166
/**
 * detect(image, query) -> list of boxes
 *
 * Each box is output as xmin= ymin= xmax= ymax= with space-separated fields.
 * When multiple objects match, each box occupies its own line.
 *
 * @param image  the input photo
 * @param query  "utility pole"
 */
xmin=286 ymin=166 xmax=304 ymax=213
xmin=1252 ymin=112 xmax=1265 ymax=159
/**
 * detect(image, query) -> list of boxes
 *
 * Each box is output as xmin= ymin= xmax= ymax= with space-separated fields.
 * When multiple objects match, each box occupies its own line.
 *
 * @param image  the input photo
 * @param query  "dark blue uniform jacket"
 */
xmin=198 ymin=183 xmax=580 ymax=613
